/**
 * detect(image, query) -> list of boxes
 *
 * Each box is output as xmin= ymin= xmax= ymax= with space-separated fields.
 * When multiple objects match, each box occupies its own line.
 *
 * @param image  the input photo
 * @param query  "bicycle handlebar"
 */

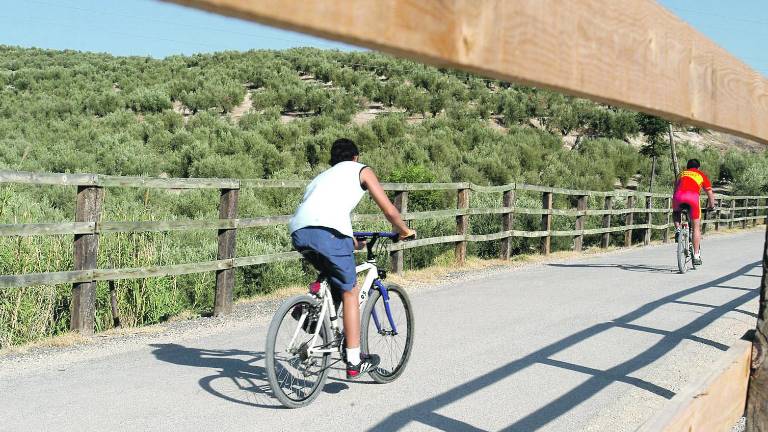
xmin=353 ymin=231 xmax=398 ymax=240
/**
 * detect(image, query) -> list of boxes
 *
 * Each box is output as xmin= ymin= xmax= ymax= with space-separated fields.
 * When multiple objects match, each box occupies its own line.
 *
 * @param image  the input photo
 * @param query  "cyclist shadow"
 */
xmin=149 ymin=343 xmax=350 ymax=409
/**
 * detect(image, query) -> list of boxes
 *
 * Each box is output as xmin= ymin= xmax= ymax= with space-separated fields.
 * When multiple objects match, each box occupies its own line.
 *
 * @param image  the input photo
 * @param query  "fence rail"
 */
xmin=1 ymin=169 xmax=766 ymax=332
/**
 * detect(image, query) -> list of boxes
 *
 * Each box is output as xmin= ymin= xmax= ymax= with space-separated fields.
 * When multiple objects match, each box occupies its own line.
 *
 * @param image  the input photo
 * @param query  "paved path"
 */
xmin=0 ymin=230 xmax=762 ymax=431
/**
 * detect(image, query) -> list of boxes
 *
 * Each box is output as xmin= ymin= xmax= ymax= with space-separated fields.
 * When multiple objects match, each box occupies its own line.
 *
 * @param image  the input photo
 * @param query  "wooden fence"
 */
xmin=1 ymin=169 xmax=766 ymax=333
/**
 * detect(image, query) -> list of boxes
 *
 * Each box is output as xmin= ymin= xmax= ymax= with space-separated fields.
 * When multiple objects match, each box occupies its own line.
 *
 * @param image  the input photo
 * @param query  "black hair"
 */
xmin=330 ymin=138 xmax=359 ymax=166
xmin=686 ymin=159 xmax=700 ymax=169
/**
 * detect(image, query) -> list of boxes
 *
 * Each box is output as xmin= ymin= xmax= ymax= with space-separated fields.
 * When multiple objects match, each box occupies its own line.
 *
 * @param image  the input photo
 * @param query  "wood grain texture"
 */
xmin=0 ymin=270 xmax=93 ymax=289
xmin=664 ymin=197 xmax=672 ymax=242
xmin=391 ymin=191 xmax=408 ymax=273
xmin=214 ymin=189 xmax=238 ymax=316
xmin=574 ymin=195 xmax=588 ymax=252
xmin=747 ymin=226 xmax=768 ymax=432
xmin=625 ymin=195 xmax=635 ymax=247
xmin=0 ymin=170 xmax=97 ymax=186
xmin=70 ymin=186 xmax=102 ymax=334
xmin=455 ymin=188 xmax=469 ymax=264
xmin=644 ymin=196 xmax=653 ymax=245
xmin=163 ymin=0 xmax=768 ymax=144
xmin=541 ymin=192 xmax=553 ymax=255
xmin=500 ymin=190 xmax=515 ymax=259
xmin=0 ymin=222 xmax=95 ymax=236
xmin=601 ymin=196 xmax=613 ymax=248
xmin=99 ymin=175 xmax=238 ymax=189
xmin=639 ymin=337 xmax=751 ymax=432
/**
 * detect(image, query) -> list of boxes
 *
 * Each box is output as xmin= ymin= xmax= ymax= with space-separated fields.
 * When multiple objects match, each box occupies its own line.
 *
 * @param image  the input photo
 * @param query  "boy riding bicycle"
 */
xmin=672 ymin=159 xmax=715 ymax=265
xmin=288 ymin=138 xmax=416 ymax=379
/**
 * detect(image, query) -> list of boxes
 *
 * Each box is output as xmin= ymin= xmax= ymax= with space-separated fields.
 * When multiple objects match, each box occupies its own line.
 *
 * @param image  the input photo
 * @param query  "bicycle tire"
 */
xmin=265 ymin=294 xmax=332 ymax=408
xmin=689 ymin=222 xmax=697 ymax=270
xmin=677 ymin=211 xmax=689 ymax=274
xmin=360 ymin=282 xmax=414 ymax=383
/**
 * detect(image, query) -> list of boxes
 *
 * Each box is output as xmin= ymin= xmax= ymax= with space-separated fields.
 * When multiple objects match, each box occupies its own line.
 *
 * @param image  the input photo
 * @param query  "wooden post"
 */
xmin=499 ymin=188 xmax=516 ymax=260
xmin=71 ymin=185 xmax=104 ymax=334
xmin=644 ymin=196 xmax=652 ymax=245
xmin=663 ymin=197 xmax=672 ymax=243
xmin=455 ymin=188 xmax=469 ymax=265
xmin=742 ymin=199 xmax=748 ymax=229
xmin=746 ymin=223 xmax=768 ymax=430
xmin=752 ymin=198 xmax=758 ymax=228
xmin=108 ymin=280 xmax=121 ymax=328
xmin=715 ymin=198 xmax=721 ymax=231
xmin=625 ymin=195 xmax=635 ymax=247
xmin=540 ymin=192 xmax=553 ymax=255
xmin=390 ymin=191 xmax=408 ymax=273
xmin=702 ymin=197 xmax=709 ymax=235
xmin=601 ymin=196 xmax=613 ymax=248
xmin=730 ymin=198 xmax=737 ymax=229
xmin=764 ymin=198 xmax=768 ymax=226
xmin=574 ymin=195 xmax=587 ymax=252
xmin=213 ymin=188 xmax=239 ymax=317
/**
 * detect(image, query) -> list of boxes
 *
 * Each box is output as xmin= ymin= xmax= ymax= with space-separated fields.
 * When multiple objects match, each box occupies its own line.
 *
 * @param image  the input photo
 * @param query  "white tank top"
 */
xmin=289 ymin=161 xmax=367 ymax=237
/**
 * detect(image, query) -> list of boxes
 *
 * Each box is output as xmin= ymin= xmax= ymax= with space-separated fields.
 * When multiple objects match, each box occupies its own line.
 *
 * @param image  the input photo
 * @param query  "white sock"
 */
xmin=346 ymin=347 xmax=361 ymax=365
xmin=694 ymin=253 xmax=701 ymax=259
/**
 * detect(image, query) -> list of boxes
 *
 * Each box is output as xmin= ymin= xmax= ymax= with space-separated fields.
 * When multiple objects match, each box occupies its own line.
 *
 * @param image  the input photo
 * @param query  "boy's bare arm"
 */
xmin=360 ymin=168 xmax=415 ymax=239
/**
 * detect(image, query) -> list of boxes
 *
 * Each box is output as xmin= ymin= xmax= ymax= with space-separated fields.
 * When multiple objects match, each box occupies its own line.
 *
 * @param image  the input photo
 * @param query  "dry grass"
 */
xmin=235 ymin=285 xmax=307 ymax=304
xmin=387 ymin=247 xmax=622 ymax=287
xmin=0 ymin=332 xmax=90 ymax=356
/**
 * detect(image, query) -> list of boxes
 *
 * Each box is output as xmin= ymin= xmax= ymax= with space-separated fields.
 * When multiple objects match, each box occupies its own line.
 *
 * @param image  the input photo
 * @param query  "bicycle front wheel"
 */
xmin=265 ymin=295 xmax=331 ymax=408
xmin=361 ymin=282 xmax=414 ymax=383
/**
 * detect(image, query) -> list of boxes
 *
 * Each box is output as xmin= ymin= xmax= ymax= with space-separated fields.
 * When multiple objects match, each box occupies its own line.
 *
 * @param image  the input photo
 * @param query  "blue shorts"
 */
xmin=291 ymin=226 xmax=356 ymax=291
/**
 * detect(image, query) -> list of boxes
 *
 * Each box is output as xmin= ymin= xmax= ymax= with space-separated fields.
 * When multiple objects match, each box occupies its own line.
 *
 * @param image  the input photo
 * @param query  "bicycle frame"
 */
xmin=286 ymin=258 xmax=399 ymax=357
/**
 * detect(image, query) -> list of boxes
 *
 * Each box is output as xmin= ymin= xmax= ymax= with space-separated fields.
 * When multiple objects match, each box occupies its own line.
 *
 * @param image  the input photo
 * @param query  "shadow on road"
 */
xmin=367 ymin=260 xmax=760 ymax=432
xmin=548 ymin=263 xmax=679 ymax=274
xmin=149 ymin=344 xmax=349 ymax=408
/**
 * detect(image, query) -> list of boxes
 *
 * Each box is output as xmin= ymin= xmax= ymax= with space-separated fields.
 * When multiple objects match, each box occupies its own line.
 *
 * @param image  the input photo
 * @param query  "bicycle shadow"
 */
xmin=149 ymin=343 xmax=350 ymax=408
xmin=548 ymin=263 xmax=679 ymax=274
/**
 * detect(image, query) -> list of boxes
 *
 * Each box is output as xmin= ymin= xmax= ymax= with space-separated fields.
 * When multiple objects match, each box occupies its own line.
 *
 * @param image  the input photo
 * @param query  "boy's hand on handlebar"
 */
xmin=399 ymin=228 xmax=417 ymax=241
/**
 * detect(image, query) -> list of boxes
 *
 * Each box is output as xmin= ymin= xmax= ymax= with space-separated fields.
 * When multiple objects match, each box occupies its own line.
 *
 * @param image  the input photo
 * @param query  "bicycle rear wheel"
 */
xmin=361 ymin=282 xmax=414 ymax=383
xmin=689 ymin=223 xmax=697 ymax=270
xmin=265 ymin=295 xmax=332 ymax=408
xmin=677 ymin=211 xmax=690 ymax=274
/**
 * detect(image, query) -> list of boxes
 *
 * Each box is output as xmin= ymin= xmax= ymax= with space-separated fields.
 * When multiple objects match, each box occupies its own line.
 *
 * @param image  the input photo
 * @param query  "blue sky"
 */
xmin=0 ymin=0 xmax=765 ymax=77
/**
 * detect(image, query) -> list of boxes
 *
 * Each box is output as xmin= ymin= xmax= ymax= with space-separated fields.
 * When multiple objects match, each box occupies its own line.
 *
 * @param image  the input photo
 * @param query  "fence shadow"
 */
xmin=149 ymin=343 xmax=349 ymax=409
xmin=368 ymin=261 xmax=760 ymax=432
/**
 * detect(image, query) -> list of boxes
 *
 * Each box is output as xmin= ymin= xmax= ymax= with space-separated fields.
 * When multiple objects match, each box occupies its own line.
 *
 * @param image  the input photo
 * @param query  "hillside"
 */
xmin=1 ymin=45 xmax=766 ymax=194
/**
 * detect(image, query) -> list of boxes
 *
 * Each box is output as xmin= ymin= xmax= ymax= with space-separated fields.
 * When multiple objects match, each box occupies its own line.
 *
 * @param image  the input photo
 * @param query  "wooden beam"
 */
xmin=639 ymin=336 xmax=751 ymax=432
xmin=164 ymin=0 xmax=768 ymax=145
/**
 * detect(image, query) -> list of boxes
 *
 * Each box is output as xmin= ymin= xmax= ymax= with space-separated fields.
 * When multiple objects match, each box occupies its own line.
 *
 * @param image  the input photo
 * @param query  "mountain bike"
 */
xmin=676 ymin=206 xmax=712 ymax=274
xmin=265 ymin=231 xmax=414 ymax=408
xmin=676 ymin=205 xmax=695 ymax=273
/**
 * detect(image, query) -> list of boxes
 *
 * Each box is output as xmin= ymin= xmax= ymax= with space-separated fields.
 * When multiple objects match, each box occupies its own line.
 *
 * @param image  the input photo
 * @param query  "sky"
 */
xmin=0 ymin=0 xmax=765 ymax=77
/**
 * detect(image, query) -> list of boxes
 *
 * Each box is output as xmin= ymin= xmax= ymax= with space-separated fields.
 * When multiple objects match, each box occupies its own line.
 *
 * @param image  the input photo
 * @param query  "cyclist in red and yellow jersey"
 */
xmin=673 ymin=159 xmax=715 ymax=265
